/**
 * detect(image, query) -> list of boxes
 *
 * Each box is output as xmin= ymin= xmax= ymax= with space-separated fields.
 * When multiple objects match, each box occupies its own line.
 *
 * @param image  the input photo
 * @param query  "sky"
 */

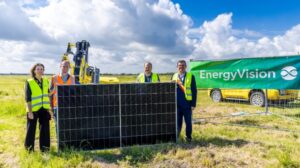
xmin=1 ymin=0 xmax=300 ymax=74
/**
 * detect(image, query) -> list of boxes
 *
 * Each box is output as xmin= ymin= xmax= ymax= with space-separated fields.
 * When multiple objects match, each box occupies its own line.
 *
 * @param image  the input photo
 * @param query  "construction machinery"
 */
xmin=61 ymin=40 xmax=119 ymax=84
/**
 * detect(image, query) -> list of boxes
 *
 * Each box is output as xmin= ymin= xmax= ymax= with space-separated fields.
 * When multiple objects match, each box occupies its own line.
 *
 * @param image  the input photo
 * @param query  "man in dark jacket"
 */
xmin=172 ymin=60 xmax=197 ymax=142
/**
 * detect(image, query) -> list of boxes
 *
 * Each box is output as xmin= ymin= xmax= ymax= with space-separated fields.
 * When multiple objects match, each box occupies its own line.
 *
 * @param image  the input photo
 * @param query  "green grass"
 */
xmin=0 ymin=75 xmax=300 ymax=167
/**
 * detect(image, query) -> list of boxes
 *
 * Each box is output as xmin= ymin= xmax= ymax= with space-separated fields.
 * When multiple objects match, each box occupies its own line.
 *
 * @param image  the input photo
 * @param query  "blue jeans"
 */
xmin=177 ymin=107 xmax=192 ymax=140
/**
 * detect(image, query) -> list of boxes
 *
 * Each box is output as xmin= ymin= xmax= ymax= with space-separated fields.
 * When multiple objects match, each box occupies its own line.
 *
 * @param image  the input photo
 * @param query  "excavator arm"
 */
xmin=61 ymin=40 xmax=100 ymax=84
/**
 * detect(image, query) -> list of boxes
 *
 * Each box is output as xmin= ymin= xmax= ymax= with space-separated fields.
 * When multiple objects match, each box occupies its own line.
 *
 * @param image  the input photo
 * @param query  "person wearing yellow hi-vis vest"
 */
xmin=172 ymin=60 xmax=197 ymax=142
xmin=24 ymin=63 xmax=52 ymax=152
xmin=136 ymin=62 xmax=160 ymax=83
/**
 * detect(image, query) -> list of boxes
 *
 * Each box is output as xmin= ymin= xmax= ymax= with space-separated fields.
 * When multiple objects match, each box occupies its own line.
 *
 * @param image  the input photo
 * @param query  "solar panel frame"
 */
xmin=56 ymin=82 xmax=177 ymax=150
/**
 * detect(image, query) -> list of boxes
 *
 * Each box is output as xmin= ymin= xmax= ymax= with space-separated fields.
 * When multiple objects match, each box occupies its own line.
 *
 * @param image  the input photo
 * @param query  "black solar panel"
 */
xmin=120 ymin=83 xmax=176 ymax=146
xmin=57 ymin=83 xmax=176 ymax=150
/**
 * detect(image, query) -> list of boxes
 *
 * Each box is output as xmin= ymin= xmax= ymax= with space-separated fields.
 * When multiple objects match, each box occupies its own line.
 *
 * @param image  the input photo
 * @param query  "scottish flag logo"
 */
xmin=281 ymin=66 xmax=298 ymax=80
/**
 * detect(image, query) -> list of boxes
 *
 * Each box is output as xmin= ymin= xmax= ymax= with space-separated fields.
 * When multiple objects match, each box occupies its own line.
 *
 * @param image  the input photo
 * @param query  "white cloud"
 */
xmin=24 ymin=0 xmax=192 ymax=73
xmin=190 ymin=13 xmax=300 ymax=60
xmin=1 ymin=0 xmax=300 ymax=74
xmin=29 ymin=0 xmax=191 ymax=52
xmin=0 ymin=0 xmax=50 ymax=42
xmin=0 ymin=40 xmax=60 ymax=73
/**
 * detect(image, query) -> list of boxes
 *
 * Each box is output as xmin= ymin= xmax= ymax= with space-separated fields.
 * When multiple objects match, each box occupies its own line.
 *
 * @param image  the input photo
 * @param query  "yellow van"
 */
xmin=208 ymin=89 xmax=299 ymax=106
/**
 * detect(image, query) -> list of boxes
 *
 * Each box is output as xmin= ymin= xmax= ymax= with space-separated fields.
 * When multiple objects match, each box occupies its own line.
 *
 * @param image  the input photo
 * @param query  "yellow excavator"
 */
xmin=61 ymin=40 xmax=119 ymax=84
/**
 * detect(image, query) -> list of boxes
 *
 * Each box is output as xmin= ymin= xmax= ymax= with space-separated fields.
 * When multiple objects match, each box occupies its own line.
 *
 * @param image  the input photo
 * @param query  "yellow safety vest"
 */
xmin=27 ymin=78 xmax=50 ymax=112
xmin=137 ymin=73 xmax=159 ymax=83
xmin=172 ymin=72 xmax=193 ymax=101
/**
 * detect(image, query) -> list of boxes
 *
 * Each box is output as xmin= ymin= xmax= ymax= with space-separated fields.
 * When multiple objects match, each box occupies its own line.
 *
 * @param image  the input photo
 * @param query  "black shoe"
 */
xmin=186 ymin=138 xmax=192 ymax=143
xmin=40 ymin=147 xmax=50 ymax=152
xmin=25 ymin=146 xmax=34 ymax=152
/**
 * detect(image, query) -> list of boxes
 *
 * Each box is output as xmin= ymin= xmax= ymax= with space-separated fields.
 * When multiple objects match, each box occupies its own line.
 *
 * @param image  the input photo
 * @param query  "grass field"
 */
xmin=1 ymin=75 xmax=300 ymax=168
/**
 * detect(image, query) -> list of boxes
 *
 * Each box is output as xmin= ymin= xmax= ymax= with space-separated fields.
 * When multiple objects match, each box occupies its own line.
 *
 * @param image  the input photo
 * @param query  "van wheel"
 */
xmin=250 ymin=91 xmax=265 ymax=106
xmin=211 ymin=89 xmax=222 ymax=102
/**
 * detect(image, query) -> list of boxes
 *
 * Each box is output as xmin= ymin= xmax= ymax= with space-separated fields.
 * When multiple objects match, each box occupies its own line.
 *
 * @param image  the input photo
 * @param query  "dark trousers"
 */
xmin=24 ymin=108 xmax=50 ymax=152
xmin=177 ymin=107 xmax=192 ymax=140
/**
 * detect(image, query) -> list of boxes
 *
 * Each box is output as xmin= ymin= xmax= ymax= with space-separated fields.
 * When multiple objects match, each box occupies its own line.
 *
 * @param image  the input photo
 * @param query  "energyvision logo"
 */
xmin=200 ymin=67 xmax=298 ymax=81
xmin=281 ymin=66 xmax=298 ymax=80
xmin=199 ymin=69 xmax=276 ymax=81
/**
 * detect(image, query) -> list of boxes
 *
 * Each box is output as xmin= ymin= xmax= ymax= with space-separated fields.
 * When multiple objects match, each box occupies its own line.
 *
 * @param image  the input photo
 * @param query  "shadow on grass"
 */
xmin=52 ymin=136 xmax=249 ymax=166
xmin=284 ymin=113 xmax=300 ymax=118
xmin=229 ymin=119 xmax=261 ymax=126
xmin=48 ymin=147 xmax=123 ymax=165
xmin=222 ymin=99 xmax=249 ymax=105
xmin=176 ymin=136 xmax=249 ymax=150
xmin=51 ymin=143 xmax=174 ymax=166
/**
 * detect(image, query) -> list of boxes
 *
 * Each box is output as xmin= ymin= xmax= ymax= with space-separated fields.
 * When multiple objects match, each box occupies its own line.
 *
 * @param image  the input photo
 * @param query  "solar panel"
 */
xmin=57 ymin=83 xmax=177 ymax=150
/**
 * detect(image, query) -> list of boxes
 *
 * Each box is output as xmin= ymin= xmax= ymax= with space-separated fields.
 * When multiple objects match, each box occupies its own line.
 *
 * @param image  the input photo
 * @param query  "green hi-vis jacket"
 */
xmin=172 ymin=72 xmax=192 ymax=101
xmin=27 ymin=78 xmax=50 ymax=112
xmin=137 ymin=73 xmax=159 ymax=83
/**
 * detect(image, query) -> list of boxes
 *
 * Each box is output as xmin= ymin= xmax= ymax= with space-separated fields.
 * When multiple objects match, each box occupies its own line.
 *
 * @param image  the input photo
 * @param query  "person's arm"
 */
xmin=45 ymin=78 xmax=53 ymax=119
xmin=25 ymin=81 xmax=31 ymax=102
xmin=48 ymin=92 xmax=53 ymax=119
xmin=191 ymin=75 xmax=197 ymax=108
xmin=71 ymin=75 xmax=75 ymax=84
xmin=25 ymin=81 xmax=34 ymax=119
xmin=49 ymin=76 xmax=54 ymax=96
xmin=49 ymin=77 xmax=54 ymax=110
xmin=136 ymin=73 xmax=142 ymax=83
